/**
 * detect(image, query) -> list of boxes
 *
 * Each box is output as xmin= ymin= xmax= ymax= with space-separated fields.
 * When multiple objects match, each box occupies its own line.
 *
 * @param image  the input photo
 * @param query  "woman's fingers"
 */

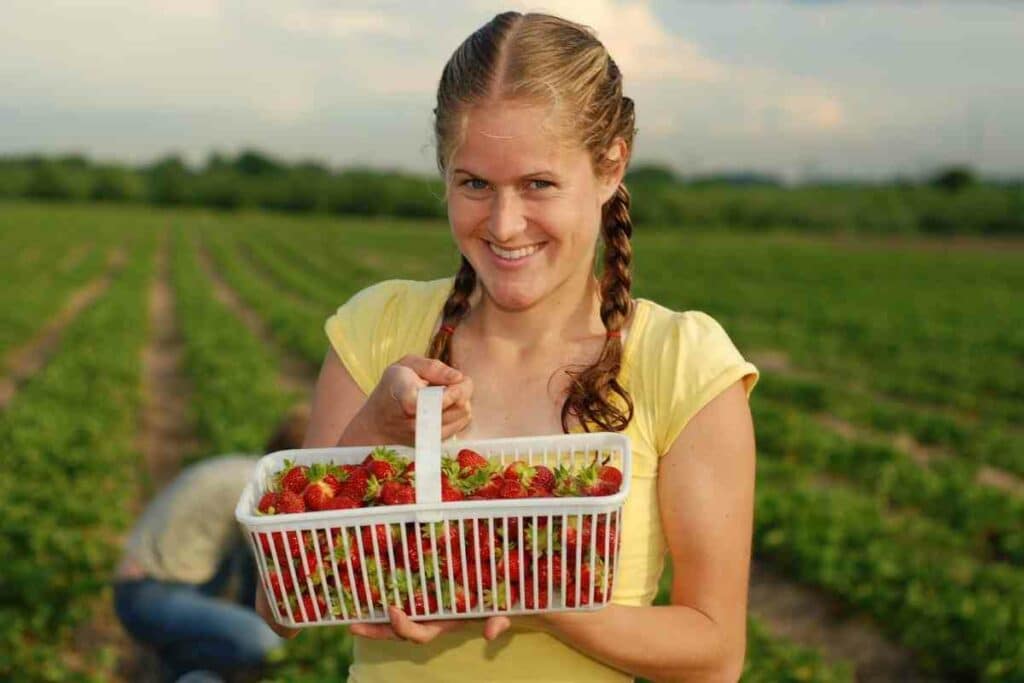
xmin=255 ymin=584 xmax=299 ymax=639
xmin=349 ymin=622 xmax=402 ymax=640
xmin=483 ymin=616 xmax=511 ymax=641
xmin=442 ymin=376 xmax=473 ymax=409
xmin=386 ymin=607 xmax=465 ymax=644
xmin=441 ymin=410 xmax=473 ymax=440
xmin=399 ymin=355 xmax=463 ymax=386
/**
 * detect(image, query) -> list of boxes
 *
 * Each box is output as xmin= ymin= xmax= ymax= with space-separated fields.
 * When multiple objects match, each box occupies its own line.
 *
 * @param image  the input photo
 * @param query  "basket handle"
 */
xmin=414 ymin=385 xmax=444 ymax=521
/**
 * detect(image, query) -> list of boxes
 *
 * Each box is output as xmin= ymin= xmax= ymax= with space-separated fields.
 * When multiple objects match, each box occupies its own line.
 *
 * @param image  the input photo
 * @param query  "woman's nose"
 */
xmin=487 ymin=189 xmax=527 ymax=243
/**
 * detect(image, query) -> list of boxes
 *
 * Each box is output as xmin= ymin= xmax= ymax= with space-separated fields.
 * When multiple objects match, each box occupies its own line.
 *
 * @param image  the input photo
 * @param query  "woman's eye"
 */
xmin=463 ymin=178 xmax=488 ymax=190
xmin=529 ymin=179 xmax=553 ymax=190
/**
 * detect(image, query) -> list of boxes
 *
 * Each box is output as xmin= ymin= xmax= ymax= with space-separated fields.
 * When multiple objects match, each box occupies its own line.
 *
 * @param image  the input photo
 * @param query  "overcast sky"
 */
xmin=1 ymin=1 xmax=1021 ymax=181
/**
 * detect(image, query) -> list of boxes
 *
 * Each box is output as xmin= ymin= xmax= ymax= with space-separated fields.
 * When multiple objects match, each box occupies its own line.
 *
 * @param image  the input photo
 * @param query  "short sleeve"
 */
xmin=651 ymin=311 xmax=759 ymax=456
xmin=323 ymin=280 xmax=409 ymax=395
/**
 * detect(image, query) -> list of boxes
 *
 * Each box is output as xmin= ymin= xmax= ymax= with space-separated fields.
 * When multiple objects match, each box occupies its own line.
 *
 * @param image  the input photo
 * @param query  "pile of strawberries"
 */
xmin=257 ymin=446 xmax=623 ymax=515
xmin=253 ymin=447 xmax=623 ymax=623
xmin=259 ymin=513 xmax=618 ymax=623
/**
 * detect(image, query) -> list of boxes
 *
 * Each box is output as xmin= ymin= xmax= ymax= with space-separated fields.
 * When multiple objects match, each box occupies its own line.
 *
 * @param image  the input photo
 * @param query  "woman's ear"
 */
xmin=600 ymin=137 xmax=629 ymax=204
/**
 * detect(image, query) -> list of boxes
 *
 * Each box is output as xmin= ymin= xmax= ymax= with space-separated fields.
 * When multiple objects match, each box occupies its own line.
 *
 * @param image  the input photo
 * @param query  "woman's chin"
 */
xmin=483 ymin=281 xmax=541 ymax=312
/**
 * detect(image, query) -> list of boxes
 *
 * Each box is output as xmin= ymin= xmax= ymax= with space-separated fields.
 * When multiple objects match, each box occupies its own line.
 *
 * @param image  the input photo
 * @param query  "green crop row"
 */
xmin=0 ymin=229 xmax=155 ymax=681
xmin=170 ymin=226 xmax=294 ymax=457
xmin=755 ymin=460 xmax=1024 ymax=681
xmin=755 ymin=397 xmax=1024 ymax=564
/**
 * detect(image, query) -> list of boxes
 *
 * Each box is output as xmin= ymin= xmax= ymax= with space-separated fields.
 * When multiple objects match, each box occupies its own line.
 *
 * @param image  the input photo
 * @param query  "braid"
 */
xmin=427 ymin=255 xmax=477 ymax=365
xmin=561 ymin=183 xmax=635 ymax=433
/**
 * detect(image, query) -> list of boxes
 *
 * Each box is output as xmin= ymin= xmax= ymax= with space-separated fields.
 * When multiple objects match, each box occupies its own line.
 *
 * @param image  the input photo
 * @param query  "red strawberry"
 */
xmin=443 ymin=582 xmax=479 ymax=613
xmin=359 ymin=524 xmax=397 ymax=559
xmin=598 ymin=464 xmax=623 ymax=492
xmin=496 ymin=550 xmax=522 ymax=582
xmin=563 ymin=582 xmax=590 ymax=607
xmin=332 ymin=532 xmax=363 ymax=574
xmin=267 ymin=569 xmax=294 ymax=601
xmin=441 ymin=482 xmax=464 ymax=502
xmin=483 ymin=583 xmax=519 ymax=611
xmin=522 ymin=582 xmax=550 ymax=609
xmin=295 ymin=549 xmax=322 ymax=582
xmin=338 ymin=466 xmax=374 ymax=502
xmin=257 ymin=491 xmax=277 ymax=513
xmin=380 ymin=480 xmax=416 ymax=506
xmin=401 ymin=587 xmax=440 ymax=617
xmin=457 ymin=448 xmax=489 ymax=474
xmin=531 ymin=465 xmax=555 ymax=491
xmin=260 ymin=530 xmax=303 ymax=559
xmin=278 ymin=461 xmax=310 ymax=494
xmin=275 ymin=490 xmax=307 ymax=514
xmin=594 ymin=521 xmax=618 ymax=559
xmin=362 ymin=446 xmax=407 ymax=482
xmin=325 ymin=494 xmax=361 ymax=510
xmin=293 ymin=594 xmax=328 ymax=623
xmin=466 ymin=561 xmax=494 ymax=593
xmin=536 ymin=553 xmax=564 ymax=588
xmin=499 ymin=479 xmax=528 ymax=499
xmin=474 ymin=473 xmax=504 ymax=499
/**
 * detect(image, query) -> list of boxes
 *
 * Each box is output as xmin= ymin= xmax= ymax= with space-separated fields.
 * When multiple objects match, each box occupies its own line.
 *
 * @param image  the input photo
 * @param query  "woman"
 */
xmin=258 ymin=11 xmax=759 ymax=682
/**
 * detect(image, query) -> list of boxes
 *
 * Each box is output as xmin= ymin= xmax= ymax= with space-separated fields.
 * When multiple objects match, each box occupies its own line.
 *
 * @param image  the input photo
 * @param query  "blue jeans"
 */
xmin=114 ymin=544 xmax=283 ymax=682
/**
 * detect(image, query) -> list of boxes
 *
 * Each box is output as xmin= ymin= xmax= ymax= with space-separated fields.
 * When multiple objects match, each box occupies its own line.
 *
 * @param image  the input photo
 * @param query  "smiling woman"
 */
xmin=272 ymin=10 xmax=760 ymax=683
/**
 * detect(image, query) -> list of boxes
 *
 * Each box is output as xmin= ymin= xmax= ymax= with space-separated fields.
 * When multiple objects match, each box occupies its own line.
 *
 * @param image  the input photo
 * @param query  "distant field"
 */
xmin=1 ymin=200 xmax=1022 ymax=682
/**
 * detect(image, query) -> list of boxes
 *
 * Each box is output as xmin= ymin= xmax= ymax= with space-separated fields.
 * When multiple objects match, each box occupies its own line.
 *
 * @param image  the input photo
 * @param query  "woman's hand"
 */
xmin=255 ymin=582 xmax=300 ymax=639
xmin=343 ymin=355 xmax=472 ymax=447
xmin=349 ymin=606 xmax=511 ymax=644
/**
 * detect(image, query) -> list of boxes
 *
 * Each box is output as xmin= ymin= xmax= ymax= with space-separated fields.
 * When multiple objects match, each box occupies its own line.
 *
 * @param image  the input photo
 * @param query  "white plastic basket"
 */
xmin=235 ymin=386 xmax=631 ymax=627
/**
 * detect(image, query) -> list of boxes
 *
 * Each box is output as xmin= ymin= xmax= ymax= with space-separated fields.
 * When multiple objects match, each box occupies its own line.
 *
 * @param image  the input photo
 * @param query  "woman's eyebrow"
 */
xmin=452 ymin=168 xmax=555 ymax=179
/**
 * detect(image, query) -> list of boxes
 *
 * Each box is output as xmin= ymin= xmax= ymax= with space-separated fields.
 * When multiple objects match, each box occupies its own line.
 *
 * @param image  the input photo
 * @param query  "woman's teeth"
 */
xmin=488 ymin=242 xmax=541 ymax=260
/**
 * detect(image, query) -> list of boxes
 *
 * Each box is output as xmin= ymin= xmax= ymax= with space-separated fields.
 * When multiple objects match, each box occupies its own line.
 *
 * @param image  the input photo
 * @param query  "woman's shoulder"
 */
xmin=633 ymin=298 xmax=734 ymax=348
xmin=336 ymin=276 xmax=454 ymax=315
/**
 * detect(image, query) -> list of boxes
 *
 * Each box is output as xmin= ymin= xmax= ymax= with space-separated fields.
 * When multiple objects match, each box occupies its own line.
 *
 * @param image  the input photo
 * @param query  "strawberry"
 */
xmin=475 ymin=473 xmax=504 ymax=499
xmin=325 ymin=494 xmax=361 ymax=510
xmin=499 ymin=479 xmax=528 ymax=499
xmin=522 ymin=582 xmax=550 ymax=609
xmin=267 ymin=568 xmax=294 ymax=601
xmin=338 ymin=466 xmax=376 ymax=503
xmin=594 ymin=521 xmax=618 ymax=559
xmin=293 ymin=594 xmax=328 ymax=623
xmin=441 ymin=481 xmax=464 ymax=501
xmin=553 ymin=464 xmax=580 ymax=497
xmin=401 ymin=586 xmax=440 ymax=617
xmin=380 ymin=480 xmax=416 ymax=506
xmin=257 ymin=491 xmax=277 ymax=513
xmin=563 ymin=581 xmax=590 ymax=607
xmin=332 ymin=531 xmax=363 ymax=574
xmin=275 ymin=490 xmax=307 ymax=514
xmin=362 ymin=446 xmax=407 ymax=482
xmin=531 ymin=465 xmax=556 ymax=492
xmin=483 ymin=583 xmax=519 ymax=611
xmin=302 ymin=463 xmax=342 ymax=510
xmin=276 ymin=460 xmax=310 ymax=495
xmin=466 ymin=561 xmax=494 ymax=593
xmin=536 ymin=553 xmax=565 ymax=588
xmin=496 ymin=549 xmax=523 ymax=583
xmin=444 ymin=582 xmax=479 ymax=613
xmin=295 ymin=549 xmax=323 ymax=583
xmin=359 ymin=524 xmax=398 ymax=559
xmin=457 ymin=448 xmax=489 ymax=474
xmin=260 ymin=530 xmax=303 ymax=559
xmin=598 ymin=464 xmax=623 ymax=492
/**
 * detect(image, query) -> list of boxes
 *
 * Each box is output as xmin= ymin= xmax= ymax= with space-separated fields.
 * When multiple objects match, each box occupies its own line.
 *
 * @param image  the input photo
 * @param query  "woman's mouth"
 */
xmin=486 ymin=241 xmax=545 ymax=262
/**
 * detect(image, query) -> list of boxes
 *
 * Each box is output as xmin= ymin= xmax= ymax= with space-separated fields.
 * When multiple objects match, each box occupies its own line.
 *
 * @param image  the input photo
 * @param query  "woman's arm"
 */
xmin=539 ymin=378 xmax=756 ymax=682
xmin=303 ymin=350 xmax=372 ymax=448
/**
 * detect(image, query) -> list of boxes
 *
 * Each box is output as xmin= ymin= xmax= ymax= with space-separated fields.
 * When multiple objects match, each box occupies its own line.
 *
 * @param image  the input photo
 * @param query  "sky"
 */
xmin=1 ymin=0 xmax=1021 ymax=182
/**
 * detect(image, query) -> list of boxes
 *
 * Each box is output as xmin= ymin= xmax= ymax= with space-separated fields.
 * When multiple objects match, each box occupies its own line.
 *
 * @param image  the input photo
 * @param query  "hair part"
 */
xmin=428 ymin=11 xmax=638 ymax=433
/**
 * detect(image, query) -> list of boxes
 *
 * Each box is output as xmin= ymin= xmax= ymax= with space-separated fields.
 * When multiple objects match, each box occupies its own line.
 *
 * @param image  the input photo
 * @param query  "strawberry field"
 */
xmin=1 ymin=199 xmax=1022 ymax=682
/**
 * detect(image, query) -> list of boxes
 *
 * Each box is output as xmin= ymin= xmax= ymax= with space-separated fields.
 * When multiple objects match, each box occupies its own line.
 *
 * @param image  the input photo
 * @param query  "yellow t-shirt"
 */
xmin=324 ymin=277 xmax=759 ymax=683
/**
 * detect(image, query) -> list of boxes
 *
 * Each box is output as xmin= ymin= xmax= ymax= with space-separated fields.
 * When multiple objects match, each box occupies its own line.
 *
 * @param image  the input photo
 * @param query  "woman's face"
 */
xmin=446 ymin=100 xmax=620 ymax=312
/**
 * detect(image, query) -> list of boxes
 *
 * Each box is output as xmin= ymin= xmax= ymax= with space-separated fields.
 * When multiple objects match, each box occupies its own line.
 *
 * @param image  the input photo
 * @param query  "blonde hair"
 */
xmin=427 ymin=11 xmax=638 ymax=433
